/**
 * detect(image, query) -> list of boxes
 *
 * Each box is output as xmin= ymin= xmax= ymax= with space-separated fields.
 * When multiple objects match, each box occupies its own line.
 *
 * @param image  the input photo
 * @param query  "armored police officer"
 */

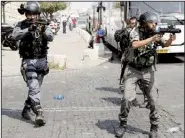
xmin=115 ymin=12 xmax=175 ymax=138
xmin=12 ymin=1 xmax=53 ymax=126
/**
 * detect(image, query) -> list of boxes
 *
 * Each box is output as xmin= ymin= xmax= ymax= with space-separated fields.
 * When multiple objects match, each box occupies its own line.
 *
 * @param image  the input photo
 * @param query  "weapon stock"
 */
xmin=27 ymin=19 xmax=49 ymax=26
xmin=35 ymin=19 xmax=50 ymax=26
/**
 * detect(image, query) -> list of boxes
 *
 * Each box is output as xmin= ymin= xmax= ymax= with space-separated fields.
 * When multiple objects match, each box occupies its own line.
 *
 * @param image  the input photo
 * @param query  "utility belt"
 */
xmin=22 ymin=55 xmax=47 ymax=59
xmin=21 ymin=66 xmax=49 ymax=82
xmin=20 ymin=57 xmax=49 ymax=83
xmin=128 ymin=62 xmax=153 ymax=71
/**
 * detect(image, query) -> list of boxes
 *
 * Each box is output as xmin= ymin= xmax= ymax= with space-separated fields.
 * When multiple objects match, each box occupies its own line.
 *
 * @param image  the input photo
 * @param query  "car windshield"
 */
xmin=160 ymin=16 xmax=184 ymax=25
xmin=78 ymin=21 xmax=86 ymax=24
xmin=78 ymin=16 xmax=87 ymax=20
xmin=130 ymin=2 xmax=184 ymax=14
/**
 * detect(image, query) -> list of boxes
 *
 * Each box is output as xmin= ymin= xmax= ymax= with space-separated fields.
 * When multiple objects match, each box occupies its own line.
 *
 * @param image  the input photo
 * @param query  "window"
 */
xmin=160 ymin=17 xmax=184 ymax=25
xmin=78 ymin=21 xmax=86 ymax=24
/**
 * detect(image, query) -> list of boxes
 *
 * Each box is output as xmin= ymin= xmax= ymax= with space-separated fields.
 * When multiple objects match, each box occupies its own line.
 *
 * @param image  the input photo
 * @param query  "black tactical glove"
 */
xmin=40 ymin=25 xmax=46 ymax=32
xmin=28 ymin=24 xmax=37 ymax=32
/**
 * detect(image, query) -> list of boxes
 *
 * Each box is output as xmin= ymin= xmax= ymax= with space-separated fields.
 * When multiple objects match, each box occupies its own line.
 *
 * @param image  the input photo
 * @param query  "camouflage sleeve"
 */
xmin=129 ymin=27 xmax=140 ymax=43
xmin=43 ymin=26 xmax=54 ymax=42
xmin=12 ymin=21 xmax=29 ymax=41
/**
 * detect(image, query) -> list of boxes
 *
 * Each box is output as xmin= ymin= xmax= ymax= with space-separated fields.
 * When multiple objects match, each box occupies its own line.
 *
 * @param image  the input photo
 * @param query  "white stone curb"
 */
xmin=47 ymin=54 xmax=67 ymax=68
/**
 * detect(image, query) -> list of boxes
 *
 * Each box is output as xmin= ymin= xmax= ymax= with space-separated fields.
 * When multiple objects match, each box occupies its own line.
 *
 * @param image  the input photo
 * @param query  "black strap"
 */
xmin=119 ymin=63 xmax=123 ymax=85
xmin=119 ymin=61 xmax=128 ymax=85
xmin=27 ymin=76 xmax=38 ymax=80
xmin=26 ymin=68 xmax=36 ymax=72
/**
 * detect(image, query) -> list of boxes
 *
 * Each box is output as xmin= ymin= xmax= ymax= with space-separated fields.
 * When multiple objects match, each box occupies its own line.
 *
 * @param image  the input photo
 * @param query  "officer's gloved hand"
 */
xmin=152 ymin=34 xmax=161 ymax=42
xmin=28 ymin=24 xmax=37 ymax=32
xmin=40 ymin=25 xmax=46 ymax=32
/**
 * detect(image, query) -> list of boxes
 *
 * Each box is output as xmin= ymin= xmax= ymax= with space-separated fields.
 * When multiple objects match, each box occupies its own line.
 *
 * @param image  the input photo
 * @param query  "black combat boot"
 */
xmin=149 ymin=124 xmax=158 ymax=138
xmin=22 ymin=104 xmax=32 ymax=120
xmin=22 ymin=99 xmax=32 ymax=120
xmin=31 ymin=104 xmax=46 ymax=126
xmin=132 ymin=98 xmax=140 ymax=107
xmin=115 ymin=121 xmax=127 ymax=138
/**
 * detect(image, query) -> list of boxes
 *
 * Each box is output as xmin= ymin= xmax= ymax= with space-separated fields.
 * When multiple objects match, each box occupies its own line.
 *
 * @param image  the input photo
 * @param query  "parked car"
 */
xmin=1 ymin=23 xmax=19 ymax=50
xmin=77 ymin=20 xmax=87 ymax=30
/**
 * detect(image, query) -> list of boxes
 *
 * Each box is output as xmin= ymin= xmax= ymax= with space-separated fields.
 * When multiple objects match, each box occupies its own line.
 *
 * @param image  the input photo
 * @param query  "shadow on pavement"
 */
xmin=96 ymin=87 xmax=120 ymax=94
xmin=101 ymin=97 xmax=121 ymax=106
xmin=96 ymin=86 xmax=144 ymax=95
xmin=2 ymin=108 xmax=35 ymax=125
xmin=96 ymin=119 xmax=150 ymax=135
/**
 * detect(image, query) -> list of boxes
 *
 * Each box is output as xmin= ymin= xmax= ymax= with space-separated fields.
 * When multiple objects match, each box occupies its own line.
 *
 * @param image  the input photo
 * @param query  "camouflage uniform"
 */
xmin=119 ymin=28 xmax=163 ymax=125
xmin=120 ymin=27 xmax=147 ymax=107
xmin=119 ymin=27 xmax=165 ymax=126
xmin=115 ymin=12 xmax=168 ymax=138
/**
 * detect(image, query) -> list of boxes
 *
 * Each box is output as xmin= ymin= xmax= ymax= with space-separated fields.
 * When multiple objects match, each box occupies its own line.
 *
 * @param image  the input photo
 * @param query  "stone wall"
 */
xmin=3 ymin=2 xmax=25 ymax=25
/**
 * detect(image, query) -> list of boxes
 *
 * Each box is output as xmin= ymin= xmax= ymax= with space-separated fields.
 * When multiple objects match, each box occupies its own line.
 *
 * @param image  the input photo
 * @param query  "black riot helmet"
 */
xmin=18 ymin=2 xmax=41 ymax=15
xmin=139 ymin=12 xmax=159 ymax=26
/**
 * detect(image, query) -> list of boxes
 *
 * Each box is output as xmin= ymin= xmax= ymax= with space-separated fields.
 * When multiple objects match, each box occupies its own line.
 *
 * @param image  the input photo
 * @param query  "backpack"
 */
xmin=114 ymin=28 xmax=131 ymax=53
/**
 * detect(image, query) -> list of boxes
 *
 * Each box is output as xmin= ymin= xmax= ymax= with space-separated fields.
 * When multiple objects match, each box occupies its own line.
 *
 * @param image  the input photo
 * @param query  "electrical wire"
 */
xmin=142 ymin=2 xmax=162 ymax=14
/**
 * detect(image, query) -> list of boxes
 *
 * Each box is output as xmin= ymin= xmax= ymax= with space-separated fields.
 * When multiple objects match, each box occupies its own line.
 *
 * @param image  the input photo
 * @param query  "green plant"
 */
xmin=48 ymin=62 xmax=66 ymax=70
xmin=113 ymin=2 xmax=120 ymax=9
xmin=40 ymin=2 xmax=67 ymax=19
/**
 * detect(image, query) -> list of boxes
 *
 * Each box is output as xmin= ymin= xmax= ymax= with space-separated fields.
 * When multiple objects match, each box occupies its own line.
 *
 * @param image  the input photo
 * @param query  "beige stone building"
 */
xmin=2 ymin=2 xmax=25 ymax=25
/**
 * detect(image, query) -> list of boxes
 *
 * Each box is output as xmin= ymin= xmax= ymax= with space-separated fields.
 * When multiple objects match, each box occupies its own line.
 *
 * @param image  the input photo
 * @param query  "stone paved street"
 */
xmin=2 ymin=20 xmax=184 ymax=138
xmin=2 ymin=59 xmax=184 ymax=138
xmin=1 ymin=1 xmax=184 ymax=138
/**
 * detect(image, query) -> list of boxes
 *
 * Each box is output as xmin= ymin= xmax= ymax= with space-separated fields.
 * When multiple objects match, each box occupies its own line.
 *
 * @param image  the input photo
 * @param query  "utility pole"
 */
xmin=1 ymin=1 xmax=6 ymax=23
xmin=1 ymin=1 xmax=10 ymax=23
xmin=93 ymin=5 xmax=95 ymax=28
xmin=96 ymin=1 xmax=105 ymax=25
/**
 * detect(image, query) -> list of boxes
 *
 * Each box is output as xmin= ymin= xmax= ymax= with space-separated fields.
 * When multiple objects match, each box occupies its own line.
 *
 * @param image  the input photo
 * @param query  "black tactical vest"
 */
xmin=19 ymin=20 xmax=49 ymax=59
xmin=126 ymin=27 xmax=158 ymax=69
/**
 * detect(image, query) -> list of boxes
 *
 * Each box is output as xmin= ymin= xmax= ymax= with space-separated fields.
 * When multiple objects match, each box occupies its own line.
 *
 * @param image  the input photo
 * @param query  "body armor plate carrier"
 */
xmin=126 ymin=28 xmax=158 ymax=69
xmin=19 ymin=20 xmax=48 ymax=59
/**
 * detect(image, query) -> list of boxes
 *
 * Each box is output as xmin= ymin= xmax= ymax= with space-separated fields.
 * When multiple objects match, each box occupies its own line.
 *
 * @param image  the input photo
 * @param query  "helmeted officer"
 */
xmin=115 ymin=12 xmax=176 ymax=138
xmin=12 ymin=1 xmax=54 ymax=126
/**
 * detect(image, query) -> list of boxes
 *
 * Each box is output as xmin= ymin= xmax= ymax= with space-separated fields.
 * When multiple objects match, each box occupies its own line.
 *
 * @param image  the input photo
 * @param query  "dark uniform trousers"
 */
xmin=21 ymin=57 xmax=48 ymax=105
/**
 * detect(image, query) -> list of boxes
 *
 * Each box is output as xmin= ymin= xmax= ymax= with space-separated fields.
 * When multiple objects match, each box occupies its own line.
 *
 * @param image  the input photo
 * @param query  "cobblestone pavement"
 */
xmin=2 ymin=56 xmax=184 ymax=138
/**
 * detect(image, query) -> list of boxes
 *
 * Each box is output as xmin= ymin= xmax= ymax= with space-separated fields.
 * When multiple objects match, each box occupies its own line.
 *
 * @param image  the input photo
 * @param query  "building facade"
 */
xmin=2 ymin=2 xmax=25 ymax=25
